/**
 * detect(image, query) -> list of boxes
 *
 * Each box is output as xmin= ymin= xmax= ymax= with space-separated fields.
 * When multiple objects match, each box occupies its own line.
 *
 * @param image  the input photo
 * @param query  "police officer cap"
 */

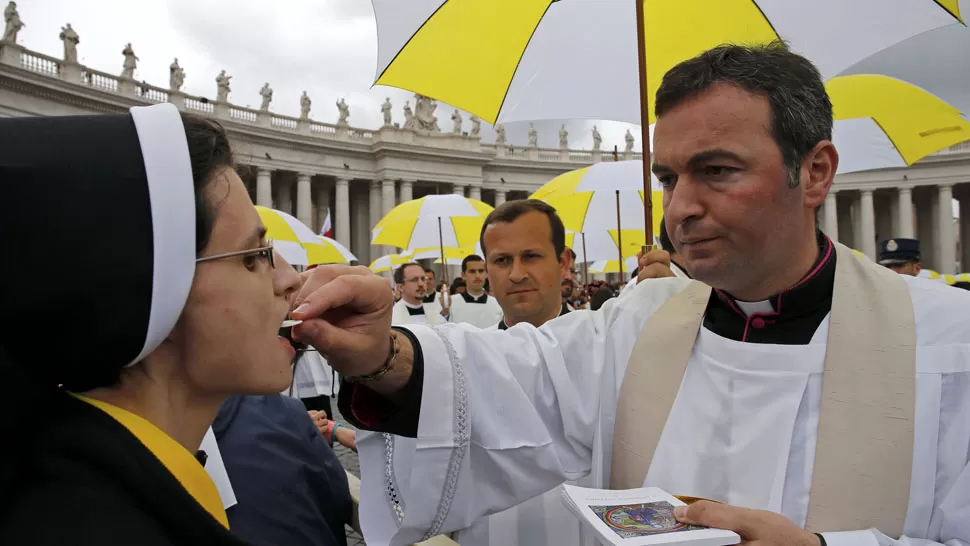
xmin=877 ymin=238 xmax=920 ymax=265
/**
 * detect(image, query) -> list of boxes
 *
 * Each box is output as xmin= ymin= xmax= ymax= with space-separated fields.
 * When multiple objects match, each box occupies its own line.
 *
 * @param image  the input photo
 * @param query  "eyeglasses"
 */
xmin=196 ymin=239 xmax=276 ymax=268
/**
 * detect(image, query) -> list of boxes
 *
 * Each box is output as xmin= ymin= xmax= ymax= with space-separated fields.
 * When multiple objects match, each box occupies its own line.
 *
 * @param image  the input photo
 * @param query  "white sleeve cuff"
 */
xmin=820 ymin=530 xmax=881 ymax=546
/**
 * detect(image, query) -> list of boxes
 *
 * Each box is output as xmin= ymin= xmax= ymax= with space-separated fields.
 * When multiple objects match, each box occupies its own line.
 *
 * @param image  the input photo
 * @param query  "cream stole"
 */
xmin=610 ymin=243 xmax=916 ymax=535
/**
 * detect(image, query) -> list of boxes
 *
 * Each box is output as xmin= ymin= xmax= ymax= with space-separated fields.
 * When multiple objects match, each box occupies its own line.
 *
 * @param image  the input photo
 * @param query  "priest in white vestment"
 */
xmin=448 ymin=255 xmax=503 ymax=329
xmin=390 ymin=263 xmax=446 ymax=327
xmin=292 ymin=44 xmax=970 ymax=546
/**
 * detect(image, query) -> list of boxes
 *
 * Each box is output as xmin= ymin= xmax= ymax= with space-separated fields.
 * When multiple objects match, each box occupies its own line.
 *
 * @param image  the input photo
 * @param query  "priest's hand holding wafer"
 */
xmin=637 ymin=248 xmax=677 ymax=282
xmin=291 ymin=265 xmax=413 ymax=399
xmin=674 ymin=501 xmax=821 ymax=546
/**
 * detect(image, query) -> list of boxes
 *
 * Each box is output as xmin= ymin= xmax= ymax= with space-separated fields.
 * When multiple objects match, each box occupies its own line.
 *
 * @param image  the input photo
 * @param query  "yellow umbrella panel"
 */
xmin=372 ymin=194 xmax=493 ymax=251
xmin=827 ymin=74 xmax=970 ymax=174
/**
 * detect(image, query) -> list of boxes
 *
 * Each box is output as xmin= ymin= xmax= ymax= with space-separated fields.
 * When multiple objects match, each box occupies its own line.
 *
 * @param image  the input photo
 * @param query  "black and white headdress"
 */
xmin=0 ymin=103 xmax=196 ymax=389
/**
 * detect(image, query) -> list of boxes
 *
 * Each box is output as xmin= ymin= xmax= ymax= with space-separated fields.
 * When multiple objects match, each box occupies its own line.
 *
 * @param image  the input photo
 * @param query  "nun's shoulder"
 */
xmin=904 ymin=275 xmax=970 ymax=347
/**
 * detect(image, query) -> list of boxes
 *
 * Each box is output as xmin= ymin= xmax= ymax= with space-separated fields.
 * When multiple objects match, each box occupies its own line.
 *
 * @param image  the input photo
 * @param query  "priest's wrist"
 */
xmin=347 ymin=329 xmax=413 ymax=403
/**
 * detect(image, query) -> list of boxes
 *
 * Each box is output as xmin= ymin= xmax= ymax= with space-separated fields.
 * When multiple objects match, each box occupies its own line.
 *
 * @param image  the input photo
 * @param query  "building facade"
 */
xmin=1 ymin=35 xmax=968 ymax=272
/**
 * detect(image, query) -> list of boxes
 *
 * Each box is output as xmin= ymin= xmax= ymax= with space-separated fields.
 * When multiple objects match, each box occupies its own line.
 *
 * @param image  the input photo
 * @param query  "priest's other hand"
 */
xmin=291 ymin=265 xmax=409 ymax=397
xmin=674 ymin=502 xmax=820 ymax=546
xmin=637 ymin=249 xmax=676 ymax=282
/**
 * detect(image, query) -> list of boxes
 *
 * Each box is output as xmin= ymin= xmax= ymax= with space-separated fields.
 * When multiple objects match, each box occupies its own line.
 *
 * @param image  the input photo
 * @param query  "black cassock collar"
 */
xmin=460 ymin=291 xmax=489 ymax=304
xmin=498 ymin=302 xmax=570 ymax=330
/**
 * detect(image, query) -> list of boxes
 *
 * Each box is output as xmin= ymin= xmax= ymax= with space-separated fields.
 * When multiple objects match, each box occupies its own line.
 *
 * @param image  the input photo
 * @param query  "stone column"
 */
xmin=822 ymin=190 xmax=839 ymax=241
xmin=256 ymin=168 xmax=273 ymax=207
xmin=469 ymin=185 xmax=482 ymax=201
xmin=277 ymin=179 xmax=293 ymax=215
xmin=316 ymin=184 xmax=330 ymax=235
xmin=495 ymin=190 xmax=507 ymax=207
xmin=296 ymin=174 xmax=313 ymax=227
xmin=369 ymin=180 xmax=382 ymax=229
xmin=897 ymin=186 xmax=915 ymax=238
xmin=860 ymin=189 xmax=876 ymax=260
xmin=400 ymin=180 xmax=414 ymax=203
xmin=960 ymin=190 xmax=970 ymax=272
xmin=335 ymin=178 xmax=351 ymax=249
xmin=937 ymin=184 xmax=956 ymax=274
xmin=382 ymin=180 xmax=396 ymax=215
xmin=453 ymin=183 xmax=466 ymax=196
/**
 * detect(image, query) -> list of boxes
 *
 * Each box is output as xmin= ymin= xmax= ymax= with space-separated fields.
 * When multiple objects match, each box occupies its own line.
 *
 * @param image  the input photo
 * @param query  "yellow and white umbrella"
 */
xmin=589 ymin=257 xmax=639 ymax=275
xmin=315 ymin=236 xmax=357 ymax=265
xmin=371 ymin=0 xmax=959 ymax=127
xmin=371 ymin=0 xmax=961 ymax=243
xmin=256 ymin=206 xmax=355 ymax=266
xmin=372 ymin=194 xmax=493 ymax=251
xmin=533 ymin=160 xmax=662 ymax=272
xmin=369 ymin=251 xmax=414 ymax=274
xmin=828 ymin=74 xmax=970 ymax=174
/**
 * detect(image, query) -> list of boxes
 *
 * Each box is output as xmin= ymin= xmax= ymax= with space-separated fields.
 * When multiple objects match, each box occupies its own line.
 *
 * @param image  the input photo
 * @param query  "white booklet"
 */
xmin=560 ymin=485 xmax=740 ymax=546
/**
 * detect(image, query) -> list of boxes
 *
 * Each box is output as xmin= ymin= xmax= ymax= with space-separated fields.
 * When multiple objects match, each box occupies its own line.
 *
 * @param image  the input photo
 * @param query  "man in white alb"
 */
xmin=457 ymin=199 xmax=576 ymax=545
xmin=389 ymin=263 xmax=446 ymax=327
xmin=448 ymin=255 xmax=503 ymax=328
xmin=293 ymin=43 xmax=970 ymax=546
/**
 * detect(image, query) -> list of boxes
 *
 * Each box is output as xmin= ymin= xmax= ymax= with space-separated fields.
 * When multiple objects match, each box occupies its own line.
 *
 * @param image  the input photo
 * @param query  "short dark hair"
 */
xmin=393 ymin=262 xmax=423 ymax=285
xmin=480 ymin=199 xmax=566 ymax=259
xmin=461 ymin=254 xmax=485 ymax=273
xmin=658 ymin=216 xmax=675 ymax=254
xmin=655 ymin=42 xmax=833 ymax=189
xmin=423 ymin=267 xmax=435 ymax=276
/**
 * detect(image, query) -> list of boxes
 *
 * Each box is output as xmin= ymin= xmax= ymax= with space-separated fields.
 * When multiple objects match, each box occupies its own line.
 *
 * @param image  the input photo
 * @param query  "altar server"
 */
xmin=0 ymin=105 xmax=303 ymax=545
xmin=293 ymin=44 xmax=970 ymax=546
xmin=390 ymin=262 xmax=446 ymax=326
xmin=448 ymin=255 xmax=503 ymax=328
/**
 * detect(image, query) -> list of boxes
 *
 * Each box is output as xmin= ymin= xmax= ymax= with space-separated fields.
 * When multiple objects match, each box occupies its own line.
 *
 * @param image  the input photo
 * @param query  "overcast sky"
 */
xmin=11 ymin=0 xmax=970 ymax=151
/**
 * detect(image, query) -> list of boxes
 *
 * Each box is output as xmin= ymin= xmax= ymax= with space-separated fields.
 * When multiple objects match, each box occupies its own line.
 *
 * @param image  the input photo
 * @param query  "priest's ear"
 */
xmin=800 ymin=139 xmax=838 ymax=211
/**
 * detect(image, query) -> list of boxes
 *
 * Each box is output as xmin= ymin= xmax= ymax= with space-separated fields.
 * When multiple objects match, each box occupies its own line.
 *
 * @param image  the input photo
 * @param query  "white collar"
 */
xmin=402 ymin=299 xmax=424 ymax=309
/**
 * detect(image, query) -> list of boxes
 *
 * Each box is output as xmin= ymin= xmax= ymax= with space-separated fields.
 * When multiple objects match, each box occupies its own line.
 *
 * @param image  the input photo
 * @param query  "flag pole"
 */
xmin=635 ymin=0 xmax=656 ymax=252
xmin=437 ymin=216 xmax=449 ymax=285
xmin=616 ymin=190 xmax=624 ymax=278
xmin=581 ymin=231 xmax=590 ymax=291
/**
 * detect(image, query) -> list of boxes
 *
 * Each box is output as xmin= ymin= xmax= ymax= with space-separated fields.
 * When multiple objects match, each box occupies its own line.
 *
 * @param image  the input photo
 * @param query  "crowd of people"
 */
xmin=2 ymin=42 xmax=968 ymax=546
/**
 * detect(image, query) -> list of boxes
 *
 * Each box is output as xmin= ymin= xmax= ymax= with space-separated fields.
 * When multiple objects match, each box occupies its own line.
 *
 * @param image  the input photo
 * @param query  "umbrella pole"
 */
xmin=635 ymin=0 xmax=656 ymax=251
xmin=581 ymin=231 xmax=589 ymax=291
xmin=616 ymin=190 xmax=624 ymax=278
xmin=438 ymin=216 xmax=449 ymax=285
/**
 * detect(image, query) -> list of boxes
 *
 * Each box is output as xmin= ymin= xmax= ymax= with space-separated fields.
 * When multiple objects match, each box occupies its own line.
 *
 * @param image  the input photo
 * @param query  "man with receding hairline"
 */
xmin=294 ymin=43 xmax=970 ymax=546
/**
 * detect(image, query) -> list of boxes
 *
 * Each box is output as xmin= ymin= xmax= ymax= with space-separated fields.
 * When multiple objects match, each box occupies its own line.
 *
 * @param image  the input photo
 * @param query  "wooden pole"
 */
xmin=616 ymin=190 xmax=624 ymax=277
xmin=437 ymin=216 xmax=449 ymax=285
xmin=635 ymin=0 xmax=655 ymax=251
xmin=581 ymin=231 xmax=589 ymax=290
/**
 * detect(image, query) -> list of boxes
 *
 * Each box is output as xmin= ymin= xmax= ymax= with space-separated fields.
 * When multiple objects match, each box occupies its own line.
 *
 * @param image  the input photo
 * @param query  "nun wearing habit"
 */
xmin=0 ymin=104 xmax=303 ymax=545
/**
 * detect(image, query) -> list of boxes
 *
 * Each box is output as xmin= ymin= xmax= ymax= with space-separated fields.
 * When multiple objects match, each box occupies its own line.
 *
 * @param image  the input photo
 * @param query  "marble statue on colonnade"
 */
xmin=336 ymin=98 xmax=350 ymax=125
xmin=592 ymin=125 xmax=602 ymax=151
xmin=495 ymin=123 xmax=506 ymax=145
xmin=300 ymin=91 xmax=312 ymax=119
xmin=559 ymin=124 xmax=569 ymax=149
xmin=413 ymin=93 xmax=440 ymax=132
xmin=470 ymin=115 xmax=481 ymax=137
xmin=2 ymin=1 xmax=24 ymax=43
xmin=528 ymin=122 xmax=538 ymax=147
xmin=120 ymin=43 xmax=138 ymax=79
xmin=381 ymin=97 xmax=393 ymax=126
xmin=215 ymin=70 xmax=232 ymax=102
xmin=259 ymin=83 xmax=273 ymax=111
xmin=451 ymin=108 xmax=462 ymax=134
xmin=625 ymin=128 xmax=635 ymax=153
xmin=59 ymin=24 xmax=79 ymax=63
xmin=403 ymin=100 xmax=415 ymax=129
xmin=169 ymin=58 xmax=185 ymax=91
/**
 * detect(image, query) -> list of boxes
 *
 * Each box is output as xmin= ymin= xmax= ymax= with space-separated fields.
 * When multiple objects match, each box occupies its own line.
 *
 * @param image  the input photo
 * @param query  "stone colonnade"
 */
xmin=820 ymin=182 xmax=969 ymax=273
xmin=241 ymin=166 xmax=522 ymax=265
